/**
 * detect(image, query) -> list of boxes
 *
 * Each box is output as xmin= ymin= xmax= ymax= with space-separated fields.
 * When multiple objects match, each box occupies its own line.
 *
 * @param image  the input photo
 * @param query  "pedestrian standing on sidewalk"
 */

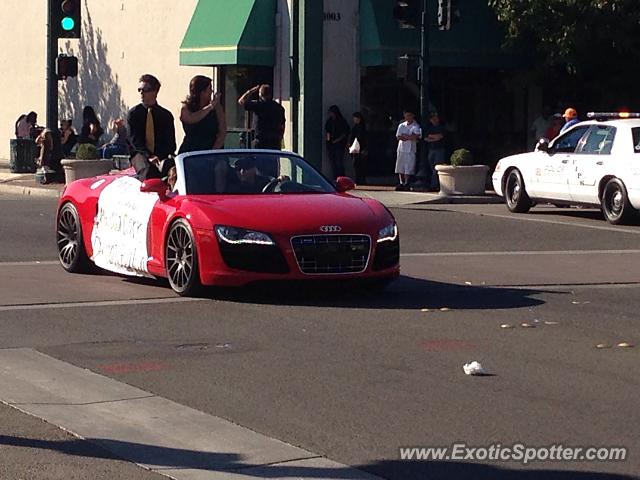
xmin=238 ymin=84 xmax=285 ymax=150
xmin=325 ymin=105 xmax=350 ymax=178
xmin=349 ymin=112 xmax=367 ymax=184
xmin=395 ymin=110 xmax=421 ymax=191
xmin=128 ymin=74 xmax=176 ymax=180
xmin=559 ymin=107 xmax=579 ymax=133
xmin=424 ymin=112 xmax=446 ymax=191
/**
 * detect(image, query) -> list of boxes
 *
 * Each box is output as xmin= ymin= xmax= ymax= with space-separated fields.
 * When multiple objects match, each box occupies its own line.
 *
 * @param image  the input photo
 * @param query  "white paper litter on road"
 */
xmin=463 ymin=361 xmax=486 ymax=375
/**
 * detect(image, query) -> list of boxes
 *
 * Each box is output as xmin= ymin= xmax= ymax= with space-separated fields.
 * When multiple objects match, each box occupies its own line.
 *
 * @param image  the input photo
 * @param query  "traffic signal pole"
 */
xmin=419 ymin=0 xmax=429 ymax=124
xmin=417 ymin=0 xmax=430 ymax=181
xmin=46 ymin=0 xmax=59 ymax=132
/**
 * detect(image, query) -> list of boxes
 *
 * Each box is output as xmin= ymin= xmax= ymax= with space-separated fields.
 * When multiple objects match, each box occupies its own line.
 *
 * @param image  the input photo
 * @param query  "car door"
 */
xmin=569 ymin=125 xmax=616 ymax=204
xmin=538 ymin=125 xmax=591 ymax=200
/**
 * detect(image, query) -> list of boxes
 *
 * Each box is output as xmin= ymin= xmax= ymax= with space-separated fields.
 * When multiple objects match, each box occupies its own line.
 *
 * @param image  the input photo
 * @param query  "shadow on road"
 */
xmin=195 ymin=275 xmax=548 ymax=310
xmin=0 ymin=435 xmax=635 ymax=480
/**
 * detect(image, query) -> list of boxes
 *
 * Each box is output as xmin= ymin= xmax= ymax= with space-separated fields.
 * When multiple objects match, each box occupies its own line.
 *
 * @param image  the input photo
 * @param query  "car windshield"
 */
xmin=181 ymin=152 xmax=336 ymax=195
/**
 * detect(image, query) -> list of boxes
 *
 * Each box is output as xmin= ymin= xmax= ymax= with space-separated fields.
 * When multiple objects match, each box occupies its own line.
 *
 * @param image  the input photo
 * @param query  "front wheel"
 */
xmin=504 ymin=169 xmax=531 ymax=213
xmin=57 ymin=202 xmax=91 ymax=273
xmin=601 ymin=178 xmax=636 ymax=225
xmin=165 ymin=219 xmax=202 ymax=296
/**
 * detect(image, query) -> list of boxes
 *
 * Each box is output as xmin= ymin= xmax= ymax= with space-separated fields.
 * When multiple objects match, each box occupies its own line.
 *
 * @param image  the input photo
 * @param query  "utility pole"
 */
xmin=46 ymin=0 xmax=58 ymax=133
xmin=416 ymin=0 xmax=430 ymax=181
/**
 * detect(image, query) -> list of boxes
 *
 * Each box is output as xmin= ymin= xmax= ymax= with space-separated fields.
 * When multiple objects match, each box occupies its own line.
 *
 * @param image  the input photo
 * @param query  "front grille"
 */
xmin=291 ymin=235 xmax=371 ymax=274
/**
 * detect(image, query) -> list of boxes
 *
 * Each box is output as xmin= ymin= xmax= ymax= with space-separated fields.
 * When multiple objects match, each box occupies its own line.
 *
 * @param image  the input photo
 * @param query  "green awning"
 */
xmin=180 ymin=0 xmax=276 ymax=66
xmin=360 ymin=0 xmax=419 ymax=67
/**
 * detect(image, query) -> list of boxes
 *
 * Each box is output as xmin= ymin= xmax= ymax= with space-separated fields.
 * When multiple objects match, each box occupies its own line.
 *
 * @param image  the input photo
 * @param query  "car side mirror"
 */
xmin=336 ymin=176 xmax=356 ymax=193
xmin=140 ymin=178 xmax=169 ymax=200
xmin=535 ymin=138 xmax=551 ymax=153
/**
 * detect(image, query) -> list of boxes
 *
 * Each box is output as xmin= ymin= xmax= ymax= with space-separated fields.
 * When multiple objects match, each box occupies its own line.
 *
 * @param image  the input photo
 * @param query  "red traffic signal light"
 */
xmin=56 ymin=54 xmax=78 ymax=79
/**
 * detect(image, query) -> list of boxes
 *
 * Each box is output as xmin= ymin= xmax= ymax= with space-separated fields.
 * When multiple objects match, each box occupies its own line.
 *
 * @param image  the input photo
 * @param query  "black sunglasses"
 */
xmin=138 ymin=87 xmax=153 ymax=93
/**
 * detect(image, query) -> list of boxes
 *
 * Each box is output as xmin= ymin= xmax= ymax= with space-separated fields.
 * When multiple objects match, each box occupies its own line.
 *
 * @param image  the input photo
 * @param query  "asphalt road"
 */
xmin=0 ymin=193 xmax=639 ymax=480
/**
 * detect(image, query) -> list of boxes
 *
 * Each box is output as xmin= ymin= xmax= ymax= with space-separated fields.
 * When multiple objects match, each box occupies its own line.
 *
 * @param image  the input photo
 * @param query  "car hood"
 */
xmin=500 ymin=151 xmax=542 ymax=164
xmin=183 ymin=193 xmax=385 ymax=234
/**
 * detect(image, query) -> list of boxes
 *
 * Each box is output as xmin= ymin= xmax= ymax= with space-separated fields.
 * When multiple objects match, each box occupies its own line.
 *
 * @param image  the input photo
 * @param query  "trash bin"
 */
xmin=112 ymin=155 xmax=131 ymax=170
xmin=226 ymin=128 xmax=254 ymax=149
xmin=9 ymin=138 xmax=38 ymax=173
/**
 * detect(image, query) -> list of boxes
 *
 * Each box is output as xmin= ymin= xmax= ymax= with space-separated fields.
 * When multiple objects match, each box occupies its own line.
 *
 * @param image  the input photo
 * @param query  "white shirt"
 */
xmin=396 ymin=121 xmax=422 ymax=153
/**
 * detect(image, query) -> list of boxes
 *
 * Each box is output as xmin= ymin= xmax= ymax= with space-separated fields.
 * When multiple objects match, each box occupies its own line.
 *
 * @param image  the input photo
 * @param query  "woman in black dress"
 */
xmin=349 ymin=112 xmax=367 ymax=184
xmin=325 ymin=105 xmax=350 ymax=178
xmin=178 ymin=75 xmax=226 ymax=154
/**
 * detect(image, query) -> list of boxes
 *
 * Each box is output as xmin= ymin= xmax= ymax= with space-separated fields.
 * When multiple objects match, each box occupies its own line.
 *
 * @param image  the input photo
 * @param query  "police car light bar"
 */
xmin=587 ymin=112 xmax=640 ymax=120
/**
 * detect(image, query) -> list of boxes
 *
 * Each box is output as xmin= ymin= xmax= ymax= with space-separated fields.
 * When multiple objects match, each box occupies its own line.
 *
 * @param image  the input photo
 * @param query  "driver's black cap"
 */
xmin=234 ymin=156 xmax=257 ymax=170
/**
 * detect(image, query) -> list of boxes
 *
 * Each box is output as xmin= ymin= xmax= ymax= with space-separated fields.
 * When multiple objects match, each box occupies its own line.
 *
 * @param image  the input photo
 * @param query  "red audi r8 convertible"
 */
xmin=56 ymin=150 xmax=399 ymax=295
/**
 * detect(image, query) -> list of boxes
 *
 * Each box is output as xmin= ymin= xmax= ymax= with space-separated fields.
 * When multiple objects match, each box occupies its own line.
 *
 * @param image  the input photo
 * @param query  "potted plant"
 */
xmin=435 ymin=148 xmax=490 ymax=195
xmin=61 ymin=143 xmax=113 ymax=184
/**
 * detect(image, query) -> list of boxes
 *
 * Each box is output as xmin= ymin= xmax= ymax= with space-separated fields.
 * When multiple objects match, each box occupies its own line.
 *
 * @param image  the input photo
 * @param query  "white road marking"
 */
xmin=411 ymin=206 xmax=640 ymax=234
xmin=0 ymin=260 xmax=59 ymax=266
xmin=0 ymin=348 xmax=381 ymax=480
xmin=401 ymin=249 xmax=640 ymax=257
xmin=0 ymin=297 xmax=203 ymax=312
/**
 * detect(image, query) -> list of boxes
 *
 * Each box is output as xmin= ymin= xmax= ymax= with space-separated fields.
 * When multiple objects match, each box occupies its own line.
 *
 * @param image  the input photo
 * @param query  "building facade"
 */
xmin=1 ymin=0 xmax=537 ymax=176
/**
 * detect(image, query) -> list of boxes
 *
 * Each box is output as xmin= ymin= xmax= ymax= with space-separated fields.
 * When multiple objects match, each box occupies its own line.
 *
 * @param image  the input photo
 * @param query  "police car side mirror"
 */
xmin=535 ymin=138 xmax=550 ymax=153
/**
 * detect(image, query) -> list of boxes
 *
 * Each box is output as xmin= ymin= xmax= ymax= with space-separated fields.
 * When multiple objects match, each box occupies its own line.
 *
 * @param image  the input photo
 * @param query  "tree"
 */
xmin=488 ymin=0 xmax=640 ymax=107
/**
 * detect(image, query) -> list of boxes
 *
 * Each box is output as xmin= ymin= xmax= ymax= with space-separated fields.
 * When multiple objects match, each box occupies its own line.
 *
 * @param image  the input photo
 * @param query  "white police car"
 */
xmin=493 ymin=113 xmax=640 ymax=224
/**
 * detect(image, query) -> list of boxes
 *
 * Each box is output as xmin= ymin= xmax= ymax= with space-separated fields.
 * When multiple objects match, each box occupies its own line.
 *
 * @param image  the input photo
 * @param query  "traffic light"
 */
xmin=438 ymin=0 xmax=460 ymax=31
xmin=393 ymin=0 xmax=420 ymax=29
xmin=52 ymin=0 xmax=81 ymax=38
xmin=56 ymin=54 xmax=78 ymax=79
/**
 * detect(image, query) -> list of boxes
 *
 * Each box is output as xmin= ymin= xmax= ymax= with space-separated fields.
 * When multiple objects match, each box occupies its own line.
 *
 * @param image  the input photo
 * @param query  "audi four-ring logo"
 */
xmin=320 ymin=225 xmax=342 ymax=233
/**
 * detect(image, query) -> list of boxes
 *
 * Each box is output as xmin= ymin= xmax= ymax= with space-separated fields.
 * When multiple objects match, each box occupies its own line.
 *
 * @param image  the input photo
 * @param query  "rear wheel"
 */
xmin=56 ymin=202 xmax=91 ymax=273
xmin=601 ymin=178 xmax=636 ymax=225
xmin=505 ymin=169 xmax=531 ymax=213
xmin=165 ymin=219 xmax=202 ymax=296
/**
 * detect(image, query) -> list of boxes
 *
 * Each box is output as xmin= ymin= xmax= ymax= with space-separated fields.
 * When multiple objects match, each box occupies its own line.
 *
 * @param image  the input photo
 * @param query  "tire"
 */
xmin=56 ymin=202 xmax=91 ymax=273
xmin=504 ymin=169 xmax=531 ymax=213
xmin=165 ymin=219 xmax=202 ymax=296
xmin=601 ymin=178 xmax=636 ymax=225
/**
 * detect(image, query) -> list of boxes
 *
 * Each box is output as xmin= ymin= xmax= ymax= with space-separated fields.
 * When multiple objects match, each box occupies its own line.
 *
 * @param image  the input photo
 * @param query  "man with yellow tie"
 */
xmin=127 ymin=74 xmax=176 ymax=180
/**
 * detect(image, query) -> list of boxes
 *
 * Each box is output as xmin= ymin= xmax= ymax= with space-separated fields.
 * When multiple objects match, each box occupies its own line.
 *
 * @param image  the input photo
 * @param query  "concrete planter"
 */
xmin=436 ymin=164 xmax=490 ymax=196
xmin=61 ymin=159 xmax=113 ymax=184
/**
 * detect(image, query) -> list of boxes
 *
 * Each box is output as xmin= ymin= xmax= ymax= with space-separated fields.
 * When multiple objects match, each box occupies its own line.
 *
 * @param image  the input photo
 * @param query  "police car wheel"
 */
xmin=505 ymin=169 xmax=531 ymax=213
xmin=601 ymin=178 xmax=636 ymax=225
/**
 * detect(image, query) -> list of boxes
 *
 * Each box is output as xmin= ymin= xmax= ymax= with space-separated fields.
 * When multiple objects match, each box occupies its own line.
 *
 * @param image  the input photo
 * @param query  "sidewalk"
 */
xmin=0 ymin=158 xmax=502 ymax=206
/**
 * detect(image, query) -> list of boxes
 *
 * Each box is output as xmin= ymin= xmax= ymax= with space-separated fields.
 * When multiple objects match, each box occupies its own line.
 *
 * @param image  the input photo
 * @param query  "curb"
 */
xmin=0 ymin=182 xmax=62 ymax=199
xmin=415 ymin=194 xmax=503 ymax=205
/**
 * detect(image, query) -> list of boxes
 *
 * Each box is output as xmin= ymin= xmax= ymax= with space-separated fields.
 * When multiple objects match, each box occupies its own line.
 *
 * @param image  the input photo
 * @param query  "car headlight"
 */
xmin=494 ymin=161 xmax=503 ymax=173
xmin=377 ymin=222 xmax=398 ymax=243
xmin=215 ymin=225 xmax=275 ymax=246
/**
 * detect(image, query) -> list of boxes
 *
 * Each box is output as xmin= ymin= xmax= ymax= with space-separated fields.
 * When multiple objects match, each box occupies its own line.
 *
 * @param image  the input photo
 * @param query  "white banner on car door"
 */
xmin=91 ymin=176 xmax=158 ymax=276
